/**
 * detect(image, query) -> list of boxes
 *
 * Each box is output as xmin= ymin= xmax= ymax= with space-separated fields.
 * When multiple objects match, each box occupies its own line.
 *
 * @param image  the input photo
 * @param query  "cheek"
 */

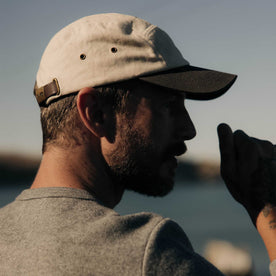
xmin=131 ymin=99 xmax=153 ymax=139
xmin=152 ymin=112 xmax=174 ymax=150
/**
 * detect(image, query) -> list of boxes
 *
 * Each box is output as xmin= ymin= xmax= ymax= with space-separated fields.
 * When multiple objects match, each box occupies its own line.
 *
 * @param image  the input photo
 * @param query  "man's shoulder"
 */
xmin=105 ymin=211 xmax=195 ymax=257
xmin=0 ymin=188 xmax=182 ymax=240
xmin=0 ymin=189 xmax=224 ymax=275
xmin=117 ymin=212 xmax=224 ymax=276
xmin=111 ymin=211 xmax=190 ymax=243
xmin=110 ymin=211 xmax=166 ymax=232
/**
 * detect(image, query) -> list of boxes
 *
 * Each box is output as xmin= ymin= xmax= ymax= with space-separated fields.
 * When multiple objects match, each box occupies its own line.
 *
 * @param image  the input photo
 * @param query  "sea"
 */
xmin=0 ymin=181 xmax=270 ymax=276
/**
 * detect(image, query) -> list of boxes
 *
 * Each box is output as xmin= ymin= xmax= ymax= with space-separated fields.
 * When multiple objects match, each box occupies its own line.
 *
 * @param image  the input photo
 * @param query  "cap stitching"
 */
xmin=137 ymin=24 xmax=167 ymax=66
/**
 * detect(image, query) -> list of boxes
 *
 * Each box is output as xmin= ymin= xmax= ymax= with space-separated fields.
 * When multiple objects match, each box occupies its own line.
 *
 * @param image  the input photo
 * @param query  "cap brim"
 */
xmin=139 ymin=65 xmax=237 ymax=100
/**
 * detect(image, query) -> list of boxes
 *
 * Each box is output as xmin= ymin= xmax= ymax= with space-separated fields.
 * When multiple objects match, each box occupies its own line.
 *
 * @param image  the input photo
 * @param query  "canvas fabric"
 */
xmin=34 ymin=13 xmax=236 ymax=106
xmin=36 ymin=13 xmax=188 ymax=105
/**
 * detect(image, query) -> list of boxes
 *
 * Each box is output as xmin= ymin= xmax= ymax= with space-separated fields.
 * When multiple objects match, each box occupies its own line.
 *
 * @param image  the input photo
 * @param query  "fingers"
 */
xmin=251 ymin=138 xmax=274 ymax=159
xmin=234 ymin=132 xmax=274 ymax=175
xmin=217 ymin=123 xmax=236 ymax=176
xmin=217 ymin=124 xmax=259 ymax=199
xmin=217 ymin=124 xmax=276 ymax=223
xmin=219 ymin=125 xmax=274 ymax=166
xmin=233 ymin=130 xmax=259 ymax=172
xmin=217 ymin=123 xmax=242 ymax=201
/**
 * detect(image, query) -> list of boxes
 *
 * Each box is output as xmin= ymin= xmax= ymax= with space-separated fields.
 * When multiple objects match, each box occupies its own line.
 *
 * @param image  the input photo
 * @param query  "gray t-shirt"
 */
xmin=0 ymin=187 xmax=273 ymax=275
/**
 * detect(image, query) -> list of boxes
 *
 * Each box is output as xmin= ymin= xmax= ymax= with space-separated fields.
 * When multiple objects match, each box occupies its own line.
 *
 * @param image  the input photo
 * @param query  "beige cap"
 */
xmin=34 ymin=13 xmax=237 ymax=106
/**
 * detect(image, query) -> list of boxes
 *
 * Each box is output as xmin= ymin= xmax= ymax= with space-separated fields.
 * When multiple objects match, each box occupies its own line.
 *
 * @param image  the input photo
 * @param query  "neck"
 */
xmin=31 ymin=146 xmax=124 ymax=208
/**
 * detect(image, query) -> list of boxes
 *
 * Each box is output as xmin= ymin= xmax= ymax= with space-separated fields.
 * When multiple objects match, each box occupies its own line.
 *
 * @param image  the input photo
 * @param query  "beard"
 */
xmin=106 ymin=128 xmax=176 ymax=197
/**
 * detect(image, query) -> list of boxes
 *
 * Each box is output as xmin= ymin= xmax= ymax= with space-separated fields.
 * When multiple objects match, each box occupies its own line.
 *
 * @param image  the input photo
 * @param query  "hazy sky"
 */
xmin=1 ymin=0 xmax=275 ymax=162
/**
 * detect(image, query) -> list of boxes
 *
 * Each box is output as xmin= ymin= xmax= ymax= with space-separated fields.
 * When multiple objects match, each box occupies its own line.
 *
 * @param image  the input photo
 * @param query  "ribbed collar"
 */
xmin=16 ymin=187 xmax=97 ymax=201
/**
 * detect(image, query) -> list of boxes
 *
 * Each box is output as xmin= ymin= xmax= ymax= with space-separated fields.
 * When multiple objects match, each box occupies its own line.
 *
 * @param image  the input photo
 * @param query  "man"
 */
xmin=0 ymin=13 xmax=275 ymax=275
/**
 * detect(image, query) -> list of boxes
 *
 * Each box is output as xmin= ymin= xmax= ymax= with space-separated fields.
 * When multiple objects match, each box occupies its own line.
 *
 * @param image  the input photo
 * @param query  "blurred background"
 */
xmin=1 ymin=0 xmax=276 ymax=275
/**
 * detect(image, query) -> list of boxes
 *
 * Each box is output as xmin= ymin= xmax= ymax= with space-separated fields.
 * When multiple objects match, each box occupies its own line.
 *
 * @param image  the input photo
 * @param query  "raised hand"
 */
xmin=217 ymin=123 xmax=276 ymax=225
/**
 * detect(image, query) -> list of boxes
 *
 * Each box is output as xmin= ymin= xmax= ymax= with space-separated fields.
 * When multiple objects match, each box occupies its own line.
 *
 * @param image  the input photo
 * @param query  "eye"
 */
xmin=162 ymin=97 xmax=176 ymax=109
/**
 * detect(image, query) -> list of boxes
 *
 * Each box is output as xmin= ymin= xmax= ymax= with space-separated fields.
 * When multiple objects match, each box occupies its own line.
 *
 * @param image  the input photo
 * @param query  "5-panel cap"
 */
xmin=34 ymin=13 xmax=237 ymax=106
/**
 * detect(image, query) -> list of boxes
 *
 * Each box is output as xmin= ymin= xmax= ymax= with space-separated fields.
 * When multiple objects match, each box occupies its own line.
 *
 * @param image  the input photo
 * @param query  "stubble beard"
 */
xmin=106 ymin=129 xmax=175 ymax=197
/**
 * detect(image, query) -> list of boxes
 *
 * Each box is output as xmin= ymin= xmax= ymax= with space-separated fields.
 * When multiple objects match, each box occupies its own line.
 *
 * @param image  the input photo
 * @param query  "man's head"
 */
xmin=39 ymin=78 xmax=195 ymax=196
xmin=34 ymin=13 xmax=237 ymax=198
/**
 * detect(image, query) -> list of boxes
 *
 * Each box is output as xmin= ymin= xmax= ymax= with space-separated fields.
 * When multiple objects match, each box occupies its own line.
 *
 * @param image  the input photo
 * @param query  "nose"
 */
xmin=177 ymin=107 xmax=196 ymax=141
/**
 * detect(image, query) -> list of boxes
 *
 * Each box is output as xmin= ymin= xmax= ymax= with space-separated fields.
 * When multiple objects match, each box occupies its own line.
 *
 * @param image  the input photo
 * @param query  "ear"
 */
xmin=77 ymin=87 xmax=108 ymax=138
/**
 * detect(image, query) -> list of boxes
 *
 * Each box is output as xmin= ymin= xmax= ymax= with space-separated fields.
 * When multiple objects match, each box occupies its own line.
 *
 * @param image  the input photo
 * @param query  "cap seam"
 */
xmin=139 ymin=24 xmax=168 ymax=67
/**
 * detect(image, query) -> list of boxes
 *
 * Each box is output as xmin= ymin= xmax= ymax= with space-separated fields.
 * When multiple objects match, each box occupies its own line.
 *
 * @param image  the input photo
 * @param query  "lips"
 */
xmin=170 ymin=143 xmax=187 ymax=156
xmin=163 ymin=143 xmax=187 ymax=162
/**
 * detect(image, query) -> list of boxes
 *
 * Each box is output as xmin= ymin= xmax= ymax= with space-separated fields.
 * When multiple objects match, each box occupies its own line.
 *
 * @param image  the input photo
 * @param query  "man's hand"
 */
xmin=217 ymin=123 xmax=276 ymax=225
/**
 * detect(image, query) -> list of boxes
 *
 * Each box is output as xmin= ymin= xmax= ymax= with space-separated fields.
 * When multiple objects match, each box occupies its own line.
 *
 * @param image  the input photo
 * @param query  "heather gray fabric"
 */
xmin=0 ymin=187 xmax=273 ymax=275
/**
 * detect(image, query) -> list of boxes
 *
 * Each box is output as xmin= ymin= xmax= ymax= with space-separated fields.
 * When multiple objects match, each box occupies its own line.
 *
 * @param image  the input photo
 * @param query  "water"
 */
xmin=0 ymin=182 xmax=270 ymax=276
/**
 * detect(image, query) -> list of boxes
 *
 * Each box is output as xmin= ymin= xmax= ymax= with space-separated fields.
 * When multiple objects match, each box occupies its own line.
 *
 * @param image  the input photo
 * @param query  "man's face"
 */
xmin=105 ymin=82 xmax=196 ymax=196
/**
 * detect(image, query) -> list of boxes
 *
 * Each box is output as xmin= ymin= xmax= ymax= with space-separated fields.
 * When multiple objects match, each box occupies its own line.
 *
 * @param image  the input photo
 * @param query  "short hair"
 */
xmin=40 ymin=81 xmax=134 ymax=153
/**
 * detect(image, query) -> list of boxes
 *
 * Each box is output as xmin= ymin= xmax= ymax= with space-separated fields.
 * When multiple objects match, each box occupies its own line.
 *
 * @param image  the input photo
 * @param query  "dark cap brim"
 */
xmin=139 ymin=65 xmax=237 ymax=100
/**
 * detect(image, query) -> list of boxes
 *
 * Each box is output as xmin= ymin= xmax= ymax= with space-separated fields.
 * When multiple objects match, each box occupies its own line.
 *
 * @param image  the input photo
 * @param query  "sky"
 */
xmin=0 ymin=0 xmax=276 ymax=162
